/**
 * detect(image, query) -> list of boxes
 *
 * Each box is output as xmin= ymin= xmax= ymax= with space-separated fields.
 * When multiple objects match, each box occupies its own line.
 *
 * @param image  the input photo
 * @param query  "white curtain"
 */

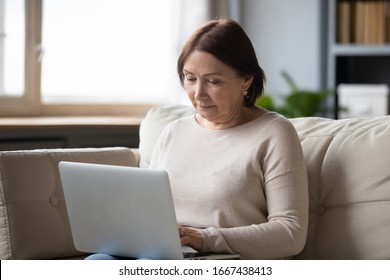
xmin=176 ymin=0 xmax=238 ymax=50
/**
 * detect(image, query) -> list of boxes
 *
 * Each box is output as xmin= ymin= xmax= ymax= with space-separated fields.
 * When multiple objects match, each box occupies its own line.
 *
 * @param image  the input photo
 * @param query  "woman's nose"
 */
xmin=194 ymin=81 xmax=208 ymax=100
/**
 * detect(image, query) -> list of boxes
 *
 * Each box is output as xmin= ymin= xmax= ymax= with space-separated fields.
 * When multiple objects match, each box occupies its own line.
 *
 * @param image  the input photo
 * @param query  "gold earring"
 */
xmin=243 ymin=90 xmax=248 ymax=96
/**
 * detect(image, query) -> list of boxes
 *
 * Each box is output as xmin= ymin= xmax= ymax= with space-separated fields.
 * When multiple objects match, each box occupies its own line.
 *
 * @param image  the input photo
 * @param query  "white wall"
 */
xmin=241 ymin=0 xmax=323 ymax=98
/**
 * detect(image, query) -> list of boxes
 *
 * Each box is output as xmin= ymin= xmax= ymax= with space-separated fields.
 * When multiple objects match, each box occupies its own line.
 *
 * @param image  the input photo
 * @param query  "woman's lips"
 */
xmin=197 ymin=104 xmax=214 ymax=109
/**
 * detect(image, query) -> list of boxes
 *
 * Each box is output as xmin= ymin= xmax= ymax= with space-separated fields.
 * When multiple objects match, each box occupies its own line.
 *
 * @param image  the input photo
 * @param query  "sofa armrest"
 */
xmin=0 ymin=147 xmax=137 ymax=260
xmin=130 ymin=148 xmax=141 ymax=167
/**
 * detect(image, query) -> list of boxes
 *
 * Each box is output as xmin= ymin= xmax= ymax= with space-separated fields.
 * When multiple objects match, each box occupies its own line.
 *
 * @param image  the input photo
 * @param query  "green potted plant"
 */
xmin=256 ymin=71 xmax=334 ymax=118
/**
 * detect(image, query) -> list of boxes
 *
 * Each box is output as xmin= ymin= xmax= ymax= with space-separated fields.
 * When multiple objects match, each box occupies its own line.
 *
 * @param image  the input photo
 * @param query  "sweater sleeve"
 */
xmin=199 ymin=117 xmax=308 ymax=260
xmin=201 ymin=167 xmax=308 ymax=259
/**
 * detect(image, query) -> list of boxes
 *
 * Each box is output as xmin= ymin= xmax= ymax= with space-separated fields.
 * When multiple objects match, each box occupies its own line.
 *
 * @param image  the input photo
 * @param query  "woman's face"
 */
xmin=182 ymin=51 xmax=253 ymax=129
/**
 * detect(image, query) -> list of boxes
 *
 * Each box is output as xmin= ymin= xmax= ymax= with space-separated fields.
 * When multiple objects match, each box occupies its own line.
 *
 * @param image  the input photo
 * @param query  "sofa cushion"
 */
xmin=290 ymin=116 xmax=390 ymax=259
xmin=0 ymin=147 xmax=137 ymax=260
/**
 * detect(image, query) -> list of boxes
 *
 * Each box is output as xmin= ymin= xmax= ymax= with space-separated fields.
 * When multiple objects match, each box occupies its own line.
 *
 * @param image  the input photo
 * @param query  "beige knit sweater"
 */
xmin=149 ymin=111 xmax=308 ymax=259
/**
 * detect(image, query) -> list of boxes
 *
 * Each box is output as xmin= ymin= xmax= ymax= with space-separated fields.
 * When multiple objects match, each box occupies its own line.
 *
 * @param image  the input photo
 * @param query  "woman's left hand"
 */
xmin=179 ymin=226 xmax=204 ymax=252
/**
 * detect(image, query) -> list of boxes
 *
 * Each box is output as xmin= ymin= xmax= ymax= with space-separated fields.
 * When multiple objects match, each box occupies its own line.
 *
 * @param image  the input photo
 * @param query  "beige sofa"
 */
xmin=0 ymin=105 xmax=389 ymax=259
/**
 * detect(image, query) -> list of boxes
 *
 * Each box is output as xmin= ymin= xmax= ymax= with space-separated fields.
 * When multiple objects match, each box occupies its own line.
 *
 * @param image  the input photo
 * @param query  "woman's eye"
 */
xmin=185 ymin=77 xmax=196 ymax=83
xmin=208 ymin=79 xmax=220 ymax=85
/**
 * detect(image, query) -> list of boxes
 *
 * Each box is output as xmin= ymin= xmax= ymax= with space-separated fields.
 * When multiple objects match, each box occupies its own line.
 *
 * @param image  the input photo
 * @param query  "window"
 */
xmin=0 ymin=0 xmax=233 ymax=117
xmin=41 ymin=0 xmax=178 ymax=105
xmin=0 ymin=0 xmax=183 ymax=116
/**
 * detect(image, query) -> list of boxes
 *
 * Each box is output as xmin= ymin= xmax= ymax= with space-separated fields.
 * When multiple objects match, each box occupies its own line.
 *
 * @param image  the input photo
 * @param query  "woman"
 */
xmin=149 ymin=19 xmax=308 ymax=259
xmin=87 ymin=19 xmax=308 ymax=260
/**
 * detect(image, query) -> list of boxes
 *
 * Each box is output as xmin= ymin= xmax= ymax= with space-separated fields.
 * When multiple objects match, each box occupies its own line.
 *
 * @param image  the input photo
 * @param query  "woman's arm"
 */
xmin=199 ymin=167 xmax=308 ymax=260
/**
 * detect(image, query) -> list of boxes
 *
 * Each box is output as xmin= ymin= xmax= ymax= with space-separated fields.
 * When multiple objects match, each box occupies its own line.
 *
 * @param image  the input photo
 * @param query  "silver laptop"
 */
xmin=58 ymin=161 xmax=239 ymax=260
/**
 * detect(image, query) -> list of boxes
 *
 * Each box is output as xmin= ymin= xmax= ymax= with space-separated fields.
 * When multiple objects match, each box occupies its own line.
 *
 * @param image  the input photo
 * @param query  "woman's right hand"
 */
xmin=178 ymin=225 xmax=204 ymax=252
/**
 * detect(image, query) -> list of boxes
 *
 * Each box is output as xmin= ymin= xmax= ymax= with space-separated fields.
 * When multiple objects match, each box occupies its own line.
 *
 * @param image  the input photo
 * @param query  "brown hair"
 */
xmin=177 ymin=19 xmax=266 ymax=107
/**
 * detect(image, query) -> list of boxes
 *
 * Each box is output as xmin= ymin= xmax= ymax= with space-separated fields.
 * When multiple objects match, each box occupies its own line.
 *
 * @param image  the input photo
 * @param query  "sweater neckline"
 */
xmin=190 ymin=110 xmax=274 ymax=133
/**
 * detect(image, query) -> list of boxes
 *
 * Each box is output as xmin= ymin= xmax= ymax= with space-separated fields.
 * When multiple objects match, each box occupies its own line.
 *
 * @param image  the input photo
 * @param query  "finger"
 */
xmin=180 ymin=235 xmax=189 ymax=246
xmin=178 ymin=226 xmax=184 ymax=237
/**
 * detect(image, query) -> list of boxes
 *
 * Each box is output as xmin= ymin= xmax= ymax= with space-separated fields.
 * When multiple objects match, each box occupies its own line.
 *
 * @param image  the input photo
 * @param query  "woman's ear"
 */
xmin=243 ymin=76 xmax=254 ymax=90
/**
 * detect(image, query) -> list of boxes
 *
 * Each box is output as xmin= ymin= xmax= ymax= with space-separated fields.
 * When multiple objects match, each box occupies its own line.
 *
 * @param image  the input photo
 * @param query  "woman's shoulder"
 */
xmin=250 ymin=107 xmax=294 ymax=129
xmin=249 ymin=109 xmax=299 ymax=140
xmin=160 ymin=114 xmax=196 ymax=136
xmin=167 ymin=114 xmax=194 ymax=127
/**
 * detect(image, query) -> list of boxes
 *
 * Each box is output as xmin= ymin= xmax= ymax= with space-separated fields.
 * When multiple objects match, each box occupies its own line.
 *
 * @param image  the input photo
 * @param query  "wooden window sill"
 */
xmin=0 ymin=116 xmax=143 ymax=130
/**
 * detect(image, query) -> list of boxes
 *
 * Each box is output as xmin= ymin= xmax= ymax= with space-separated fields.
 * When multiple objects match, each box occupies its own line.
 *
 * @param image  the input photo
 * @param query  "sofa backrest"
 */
xmin=0 ymin=147 xmax=137 ymax=260
xmin=290 ymin=116 xmax=390 ymax=259
xmin=140 ymin=105 xmax=390 ymax=259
